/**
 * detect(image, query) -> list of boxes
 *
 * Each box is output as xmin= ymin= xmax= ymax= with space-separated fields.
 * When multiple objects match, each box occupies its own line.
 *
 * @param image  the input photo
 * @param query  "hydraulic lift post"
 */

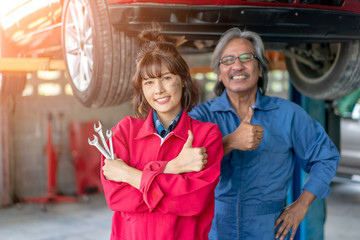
xmin=289 ymin=83 xmax=340 ymax=240
xmin=22 ymin=113 xmax=77 ymax=207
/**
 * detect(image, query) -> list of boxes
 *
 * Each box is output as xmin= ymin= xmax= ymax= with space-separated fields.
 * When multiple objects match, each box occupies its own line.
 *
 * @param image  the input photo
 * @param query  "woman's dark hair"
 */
xmin=132 ymin=24 xmax=199 ymax=118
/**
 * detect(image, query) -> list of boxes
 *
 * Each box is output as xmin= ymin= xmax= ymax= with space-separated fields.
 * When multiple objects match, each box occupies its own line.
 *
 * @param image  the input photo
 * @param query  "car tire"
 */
xmin=285 ymin=41 xmax=360 ymax=100
xmin=62 ymin=0 xmax=136 ymax=107
xmin=0 ymin=27 xmax=26 ymax=96
xmin=0 ymin=73 xmax=26 ymax=96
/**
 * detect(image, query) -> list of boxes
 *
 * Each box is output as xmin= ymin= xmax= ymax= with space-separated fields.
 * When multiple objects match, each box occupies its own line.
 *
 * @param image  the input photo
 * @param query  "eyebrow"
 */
xmin=222 ymin=53 xmax=254 ymax=57
xmin=143 ymin=71 xmax=171 ymax=80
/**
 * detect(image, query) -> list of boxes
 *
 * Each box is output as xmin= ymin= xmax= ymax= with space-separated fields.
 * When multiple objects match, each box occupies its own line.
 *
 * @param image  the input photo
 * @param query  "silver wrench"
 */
xmin=106 ymin=130 xmax=114 ymax=160
xmin=94 ymin=121 xmax=111 ymax=156
xmin=88 ymin=135 xmax=111 ymax=159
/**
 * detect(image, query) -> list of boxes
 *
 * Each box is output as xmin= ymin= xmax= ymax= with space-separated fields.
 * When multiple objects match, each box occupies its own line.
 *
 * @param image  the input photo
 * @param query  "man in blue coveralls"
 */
xmin=189 ymin=28 xmax=340 ymax=240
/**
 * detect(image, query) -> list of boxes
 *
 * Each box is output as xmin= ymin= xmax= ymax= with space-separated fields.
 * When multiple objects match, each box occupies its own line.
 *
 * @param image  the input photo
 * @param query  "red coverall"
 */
xmin=101 ymin=110 xmax=223 ymax=240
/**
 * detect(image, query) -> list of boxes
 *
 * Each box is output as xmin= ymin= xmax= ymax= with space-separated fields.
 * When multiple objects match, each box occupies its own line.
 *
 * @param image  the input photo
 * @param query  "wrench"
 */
xmin=88 ymin=135 xmax=111 ymax=159
xmin=94 ymin=121 xmax=111 ymax=156
xmin=106 ymin=130 xmax=114 ymax=160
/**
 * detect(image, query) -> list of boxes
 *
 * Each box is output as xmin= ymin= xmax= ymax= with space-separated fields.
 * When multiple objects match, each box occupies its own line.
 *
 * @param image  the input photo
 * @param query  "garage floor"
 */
xmin=325 ymin=181 xmax=360 ymax=239
xmin=0 ymin=181 xmax=359 ymax=240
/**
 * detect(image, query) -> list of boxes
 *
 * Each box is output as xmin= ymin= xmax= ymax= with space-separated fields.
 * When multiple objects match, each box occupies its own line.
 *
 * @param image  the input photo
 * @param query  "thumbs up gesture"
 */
xmin=164 ymin=130 xmax=208 ymax=174
xmin=243 ymin=106 xmax=255 ymax=124
xmin=223 ymin=107 xmax=264 ymax=155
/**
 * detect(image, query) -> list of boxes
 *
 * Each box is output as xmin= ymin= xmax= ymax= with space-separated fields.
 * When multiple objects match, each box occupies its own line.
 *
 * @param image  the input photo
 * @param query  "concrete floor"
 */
xmin=324 ymin=181 xmax=360 ymax=240
xmin=0 ymin=181 xmax=359 ymax=240
xmin=0 ymin=194 xmax=112 ymax=240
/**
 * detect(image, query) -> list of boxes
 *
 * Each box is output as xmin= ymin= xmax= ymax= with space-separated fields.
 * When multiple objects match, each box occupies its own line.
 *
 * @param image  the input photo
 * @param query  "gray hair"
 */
xmin=211 ymin=28 xmax=269 ymax=96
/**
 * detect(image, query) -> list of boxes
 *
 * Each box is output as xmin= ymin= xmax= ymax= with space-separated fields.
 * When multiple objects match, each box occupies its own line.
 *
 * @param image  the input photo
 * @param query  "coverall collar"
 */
xmin=135 ymin=109 xmax=190 ymax=141
xmin=211 ymin=88 xmax=278 ymax=113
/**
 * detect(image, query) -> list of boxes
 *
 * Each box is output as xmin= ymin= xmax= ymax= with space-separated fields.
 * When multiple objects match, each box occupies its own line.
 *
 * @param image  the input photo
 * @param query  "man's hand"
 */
xmin=223 ymin=107 xmax=264 ymax=155
xmin=164 ymin=130 xmax=208 ymax=174
xmin=274 ymin=191 xmax=315 ymax=240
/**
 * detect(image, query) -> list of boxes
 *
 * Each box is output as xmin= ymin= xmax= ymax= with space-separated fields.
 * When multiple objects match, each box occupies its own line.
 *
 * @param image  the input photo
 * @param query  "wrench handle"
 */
xmin=108 ymin=137 xmax=114 ymax=160
xmin=96 ymin=144 xmax=112 ymax=159
xmin=98 ymin=131 xmax=111 ymax=156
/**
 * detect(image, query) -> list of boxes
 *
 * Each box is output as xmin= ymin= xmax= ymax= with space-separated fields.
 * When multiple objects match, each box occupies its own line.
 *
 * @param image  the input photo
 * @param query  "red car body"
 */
xmin=1 ymin=0 xmax=360 ymax=104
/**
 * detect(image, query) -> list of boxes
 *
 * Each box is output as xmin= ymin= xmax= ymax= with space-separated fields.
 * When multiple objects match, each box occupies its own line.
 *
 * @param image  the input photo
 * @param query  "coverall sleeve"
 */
xmin=291 ymin=109 xmax=340 ymax=198
xmin=101 ymin=119 xmax=149 ymax=213
xmin=139 ymin=125 xmax=223 ymax=216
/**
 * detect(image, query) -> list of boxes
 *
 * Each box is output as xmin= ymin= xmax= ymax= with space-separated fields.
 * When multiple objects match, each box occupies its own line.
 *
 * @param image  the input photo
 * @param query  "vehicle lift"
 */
xmin=21 ymin=113 xmax=77 ymax=209
xmin=289 ymin=84 xmax=340 ymax=240
xmin=0 ymin=57 xmax=74 ymax=209
xmin=0 ymin=58 xmax=65 ymax=72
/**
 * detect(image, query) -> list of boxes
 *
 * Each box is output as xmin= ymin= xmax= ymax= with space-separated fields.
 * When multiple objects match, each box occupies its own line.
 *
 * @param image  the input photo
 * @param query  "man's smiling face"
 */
xmin=218 ymin=38 xmax=262 ymax=95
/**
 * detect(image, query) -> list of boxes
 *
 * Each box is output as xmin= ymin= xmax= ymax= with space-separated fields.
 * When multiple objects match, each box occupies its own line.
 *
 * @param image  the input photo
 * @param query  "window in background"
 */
xmin=38 ymin=83 xmax=61 ymax=96
xmin=64 ymin=83 xmax=73 ymax=96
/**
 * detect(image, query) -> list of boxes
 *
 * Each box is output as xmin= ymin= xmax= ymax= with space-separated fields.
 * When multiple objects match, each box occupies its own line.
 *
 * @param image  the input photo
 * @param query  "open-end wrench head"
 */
xmin=106 ymin=129 xmax=113 ymax=138
xmin=88 ymin=134 xmax=98 ymax=145
xmin=94 ymin=120 xmax=102 ymax=132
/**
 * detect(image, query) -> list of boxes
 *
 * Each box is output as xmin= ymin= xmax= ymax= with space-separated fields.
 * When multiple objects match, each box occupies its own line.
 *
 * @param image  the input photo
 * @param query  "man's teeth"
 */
xmin=233 ymin=75 xmax=246 ymax=80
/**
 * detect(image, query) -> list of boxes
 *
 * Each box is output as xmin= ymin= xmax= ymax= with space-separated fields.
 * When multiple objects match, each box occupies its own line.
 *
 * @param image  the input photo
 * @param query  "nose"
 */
xmin=232 ymin=58 xmax=245 ymax=70
xmin=154 ymin=79 xmax=164 ymax=94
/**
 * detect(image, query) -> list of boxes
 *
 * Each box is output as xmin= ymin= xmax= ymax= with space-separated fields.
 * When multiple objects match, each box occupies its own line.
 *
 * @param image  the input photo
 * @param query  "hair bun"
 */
xmin=138 ymin=23 xmax=165 ymax=48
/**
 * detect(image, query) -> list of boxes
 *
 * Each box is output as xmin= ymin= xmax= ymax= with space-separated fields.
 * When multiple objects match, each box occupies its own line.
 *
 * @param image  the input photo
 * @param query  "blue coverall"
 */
xmin=189 ymin=89 xmax=340 ymax=240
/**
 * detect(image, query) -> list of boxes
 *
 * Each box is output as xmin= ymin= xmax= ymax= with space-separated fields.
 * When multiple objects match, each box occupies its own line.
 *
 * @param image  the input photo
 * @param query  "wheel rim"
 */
xmin=64 ymin=0 xmax=94 ymax=92
xmin=289 ymin=43 xmax=341 ymax=85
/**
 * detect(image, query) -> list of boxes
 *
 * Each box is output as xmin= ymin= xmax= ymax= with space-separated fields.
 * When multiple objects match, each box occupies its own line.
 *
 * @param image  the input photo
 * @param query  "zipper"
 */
xmin=153 ymin=132 xmax=174 ymax=146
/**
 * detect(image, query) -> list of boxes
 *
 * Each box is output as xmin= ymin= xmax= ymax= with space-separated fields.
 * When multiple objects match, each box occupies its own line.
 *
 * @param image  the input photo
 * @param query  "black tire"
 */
xmin=0 ymin=26 xmax=27 ymax=96
xmin=62 ymin=0 xmax=136 ymax=108
xmin=285 ymin=41 xmax=360 ymax=100
xmin=0 ymin=73 xmax=26 ymax=96
xmin=104 ymin=30 xmax=137 ymax=106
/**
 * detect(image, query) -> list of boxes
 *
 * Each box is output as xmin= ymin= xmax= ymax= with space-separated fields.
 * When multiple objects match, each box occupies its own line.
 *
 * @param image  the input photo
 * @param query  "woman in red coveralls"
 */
xmin=100 ymin=25 xmax=223 ymax=240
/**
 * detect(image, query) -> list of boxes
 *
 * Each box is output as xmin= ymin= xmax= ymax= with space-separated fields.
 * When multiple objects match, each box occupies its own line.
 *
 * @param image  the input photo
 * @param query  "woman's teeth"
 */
xmin=157 ymin=97 xmax=169 ymax=102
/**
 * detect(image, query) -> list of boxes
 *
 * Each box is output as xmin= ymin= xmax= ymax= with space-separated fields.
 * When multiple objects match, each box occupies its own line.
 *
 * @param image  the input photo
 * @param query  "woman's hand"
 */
xmin=102 ymin=156 xmax=128 ymax=182
xmin=102 ymin=155 xmax=142 ymax=189
xmin=164 ymin=130 xmax=208 ymax=174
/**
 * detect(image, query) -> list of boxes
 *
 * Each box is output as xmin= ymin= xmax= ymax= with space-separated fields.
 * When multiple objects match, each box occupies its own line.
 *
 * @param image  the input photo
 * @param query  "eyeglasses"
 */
xmin=219 ymin=53 xmax=258 ymax=65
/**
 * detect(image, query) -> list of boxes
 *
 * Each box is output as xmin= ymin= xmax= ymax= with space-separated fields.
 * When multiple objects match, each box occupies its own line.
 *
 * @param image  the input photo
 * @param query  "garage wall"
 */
xmin=1 ymin=71 xmax=133 ymax=204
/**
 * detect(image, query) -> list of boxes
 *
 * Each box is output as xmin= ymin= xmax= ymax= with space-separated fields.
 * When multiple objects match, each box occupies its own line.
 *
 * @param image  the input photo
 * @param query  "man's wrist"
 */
xmin=298 ymin=190 xmax=316 ymax=208
xmin=222 ymin=134 xmax=233 ymax=155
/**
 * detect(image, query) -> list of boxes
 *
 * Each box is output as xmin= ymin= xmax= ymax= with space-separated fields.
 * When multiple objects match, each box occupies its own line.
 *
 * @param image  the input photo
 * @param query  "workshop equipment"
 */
xmin=22 ymin=113 xmax=76 ymax=207
xmin=88 ymin=121 xmax=114 ymax=160
xmin=69 ymin=120 xmax=103 ymax=197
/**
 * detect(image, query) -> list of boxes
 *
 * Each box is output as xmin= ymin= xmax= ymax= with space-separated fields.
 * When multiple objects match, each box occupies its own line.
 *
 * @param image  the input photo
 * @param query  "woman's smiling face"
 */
xmin=142 ymin=65 xmax=183 ymax=124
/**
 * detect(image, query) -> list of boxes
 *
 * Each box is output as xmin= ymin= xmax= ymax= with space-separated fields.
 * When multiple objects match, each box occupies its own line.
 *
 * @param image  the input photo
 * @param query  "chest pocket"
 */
xmin=242 ymin=129 xmax=291 ymax=169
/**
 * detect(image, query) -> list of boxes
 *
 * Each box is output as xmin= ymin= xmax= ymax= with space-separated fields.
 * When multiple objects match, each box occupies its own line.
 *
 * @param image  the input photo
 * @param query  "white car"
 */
xmin=338 ymin=100 xmax=360 ymax=181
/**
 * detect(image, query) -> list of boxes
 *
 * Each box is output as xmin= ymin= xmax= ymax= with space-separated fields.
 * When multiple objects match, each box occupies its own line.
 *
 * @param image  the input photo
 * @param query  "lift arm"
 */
xmin=0 ymin=58 xmax=65 ymax=72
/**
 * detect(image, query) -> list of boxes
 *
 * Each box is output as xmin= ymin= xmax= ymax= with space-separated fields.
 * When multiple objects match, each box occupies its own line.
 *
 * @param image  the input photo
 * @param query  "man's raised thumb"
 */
xmin=243 ymin=106 xmax=254 ymax=123
xmin=183 ymin=130 xmax=193 ymax=148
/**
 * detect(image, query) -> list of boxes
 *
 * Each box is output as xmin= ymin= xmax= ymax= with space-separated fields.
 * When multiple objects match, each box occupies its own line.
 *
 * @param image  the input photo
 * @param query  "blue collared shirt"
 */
xmin=153 ymin=109 xmax=183 ymax=138
xmin=189 ymin=89 xmax=339 ymax=240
